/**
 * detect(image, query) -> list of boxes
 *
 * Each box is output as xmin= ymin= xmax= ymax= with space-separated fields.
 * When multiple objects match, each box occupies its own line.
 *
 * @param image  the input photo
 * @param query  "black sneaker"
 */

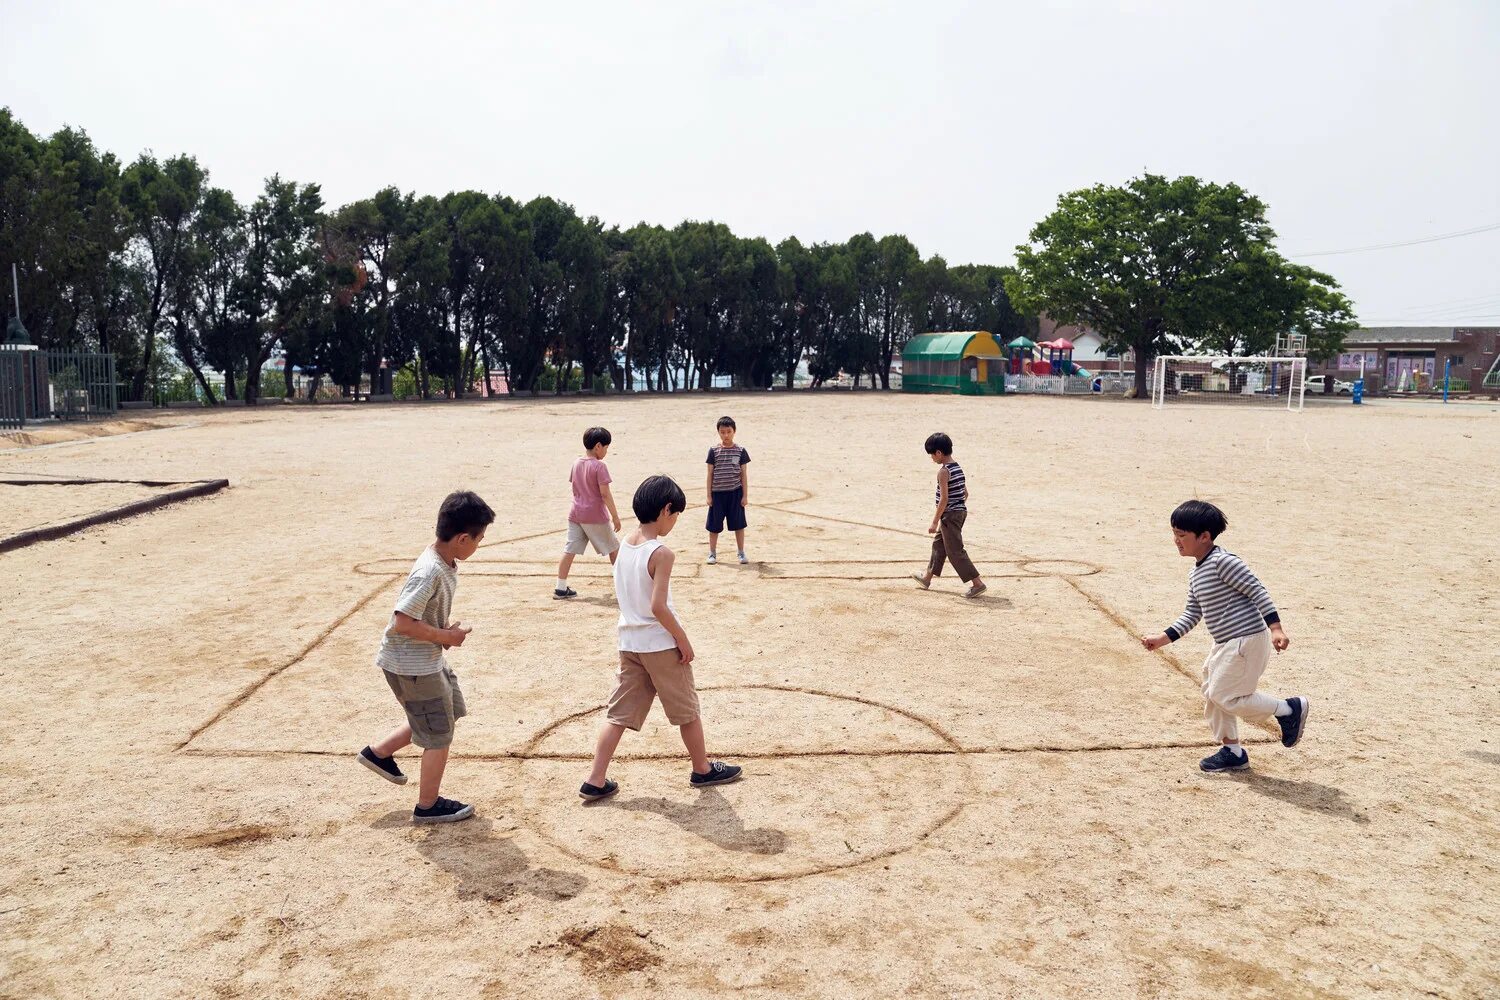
xmin=412 ymin=796 xmax=475 ymax=824
xmin=554 ymin=586 xmax=578 ymax=600
xmin=579 ymin=779 xmax=619 ymax=801
xmin=357 ymin=746 xmax=408 ymax=785
xmin=1199 ymin=747 xmax=1250 ymax=773
xmin=1278 ymin=696 xmax=1311 ymax=748
xmin=690 ymin=761 xmax=743 ymax=787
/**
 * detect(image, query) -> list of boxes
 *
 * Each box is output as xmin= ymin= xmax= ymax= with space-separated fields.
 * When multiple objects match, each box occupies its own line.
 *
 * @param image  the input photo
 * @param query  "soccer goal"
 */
xmin=1151 ymin=356 xmax=1308 ymax=411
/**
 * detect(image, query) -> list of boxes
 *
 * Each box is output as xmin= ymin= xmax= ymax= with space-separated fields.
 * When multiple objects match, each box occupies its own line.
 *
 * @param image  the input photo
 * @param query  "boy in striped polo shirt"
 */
xmin=705 ymin=415 xmax=751 ymax=565
xmin=1140 ymin=500 xmax=1311 ymax=773
xmin=912 ymin=432 xmax=987 ymax=598
xmin=357 ymin=490 xmax=495 ymax=823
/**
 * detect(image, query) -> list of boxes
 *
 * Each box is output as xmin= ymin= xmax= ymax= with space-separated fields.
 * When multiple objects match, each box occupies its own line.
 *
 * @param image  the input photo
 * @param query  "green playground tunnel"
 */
xmin=900 ymin=332 xmax=1007 ymax=395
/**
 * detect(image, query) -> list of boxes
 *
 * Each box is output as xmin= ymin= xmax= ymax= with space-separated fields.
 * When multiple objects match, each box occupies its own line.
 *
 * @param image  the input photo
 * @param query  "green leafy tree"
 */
xmin=1005 ymin=174 xmax=1354 ymax=397
xmin=120 ymin=152 xmax=205 ymax=400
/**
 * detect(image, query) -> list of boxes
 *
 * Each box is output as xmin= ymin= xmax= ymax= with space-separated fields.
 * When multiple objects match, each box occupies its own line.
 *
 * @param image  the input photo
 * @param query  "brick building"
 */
xmin=1309 ymin=327 xmax=1500 ymax=396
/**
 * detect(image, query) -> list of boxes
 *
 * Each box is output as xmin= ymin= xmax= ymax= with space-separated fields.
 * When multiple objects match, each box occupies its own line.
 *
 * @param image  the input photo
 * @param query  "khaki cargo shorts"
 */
xmin=564 ymin=521 xmax=620 ymax=556
xmin=605 ymin=649 xmax=700 ymax=730
xmin=383 ymin=666 xmax=467 ymax=749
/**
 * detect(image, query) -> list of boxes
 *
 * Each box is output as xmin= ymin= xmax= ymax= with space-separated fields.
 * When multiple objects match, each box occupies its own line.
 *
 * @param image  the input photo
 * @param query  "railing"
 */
xmin=0 ymin=346 xmax=118 ymax=430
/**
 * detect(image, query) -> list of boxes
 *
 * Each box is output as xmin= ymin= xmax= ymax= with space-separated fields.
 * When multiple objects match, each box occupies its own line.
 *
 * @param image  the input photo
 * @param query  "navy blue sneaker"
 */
xmin=690 ymin=761 xmax=743 ymax=787
xmin=579 ymin=779 xmax=619 ymax=801
xmin=554 ymin=586 xmax=578 ymax=600
xmin=357 ymin=746 xmax=408 ymax=785
xmin=1199 ymin=747 xmax=1250 ymax=773
xmin=412 ymin=796 xmax=475 ymax=824
xmin=1278 ymin=696 xmax=1311 ymax=748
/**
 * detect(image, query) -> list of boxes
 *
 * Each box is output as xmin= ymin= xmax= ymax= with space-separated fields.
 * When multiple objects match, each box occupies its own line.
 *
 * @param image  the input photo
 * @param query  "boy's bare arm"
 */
xmin=930 ymin=468 xmax=948 ymax=532
xmin=600 ymin=483 xmax=622 ymax=530
xmin=740 ymin=464 xmax=749 ymax=504
xmin=390 ymin=611 xmax=469 ymax=648
xmin=706 ymin=464 xmax=715 ymax=505
xmin=647 ymin=547 xmax=694 ymax=663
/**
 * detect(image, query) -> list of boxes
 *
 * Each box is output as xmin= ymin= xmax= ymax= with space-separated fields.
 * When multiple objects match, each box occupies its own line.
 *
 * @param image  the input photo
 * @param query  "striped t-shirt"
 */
xmin=1164 ymin=546 xmax=1280 ymax=644
xmin=935 ymin=461 xmax=967 ymax=511
xmin=374 ymin=546 xmax=457 ymax=676
xmin=707 ymin=445 xmax=750 ymax=492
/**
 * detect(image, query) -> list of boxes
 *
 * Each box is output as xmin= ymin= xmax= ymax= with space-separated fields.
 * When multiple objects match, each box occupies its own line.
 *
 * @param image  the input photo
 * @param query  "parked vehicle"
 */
xmin=1305 ymin=375 xmax=1353 ymax=395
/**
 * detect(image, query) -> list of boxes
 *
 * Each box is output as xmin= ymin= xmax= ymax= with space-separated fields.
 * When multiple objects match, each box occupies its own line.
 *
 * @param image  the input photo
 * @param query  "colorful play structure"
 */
xmin=900 ymin=331 xmax=1006 ymax=394
xmin=1004 ymin=336 xmax=1092 ymax=379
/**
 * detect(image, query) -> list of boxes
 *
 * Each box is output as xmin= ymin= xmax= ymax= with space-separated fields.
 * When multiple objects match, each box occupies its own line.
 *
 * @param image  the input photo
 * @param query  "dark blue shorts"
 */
xmin=707 ymin=489 xmax=747 ymax=532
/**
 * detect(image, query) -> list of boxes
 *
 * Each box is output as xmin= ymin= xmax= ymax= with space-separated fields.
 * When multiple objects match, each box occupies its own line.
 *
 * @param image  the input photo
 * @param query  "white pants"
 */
xmin=1200 ymin=630 xmax=1279 ymax=743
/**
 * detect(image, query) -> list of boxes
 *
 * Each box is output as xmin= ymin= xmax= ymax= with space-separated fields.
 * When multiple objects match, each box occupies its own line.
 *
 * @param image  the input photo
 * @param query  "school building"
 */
xmin=1307 ymin=327 xmax=1500 ymax=396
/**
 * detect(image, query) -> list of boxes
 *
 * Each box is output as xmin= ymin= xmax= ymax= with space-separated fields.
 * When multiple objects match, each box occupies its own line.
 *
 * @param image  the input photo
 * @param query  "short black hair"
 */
xmin=632 ymin=475 xmax=686 ymax=524
xmin=436 ymin=490 xmax=496 ymax=541
xmin=583 ymin=426 xmax=611 ymax=450
xmin=716 ymin=416 xmax=736 ymax=430
xmin=924 ymin=432 xmax=953 ymax=455
xmin=1171 ymin=500 xmax=1228 ymax=539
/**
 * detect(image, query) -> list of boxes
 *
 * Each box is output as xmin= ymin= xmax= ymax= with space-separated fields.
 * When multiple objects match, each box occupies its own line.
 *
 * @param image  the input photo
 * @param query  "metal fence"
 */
xmin=0 ymin=346 xmax=117 ymax=430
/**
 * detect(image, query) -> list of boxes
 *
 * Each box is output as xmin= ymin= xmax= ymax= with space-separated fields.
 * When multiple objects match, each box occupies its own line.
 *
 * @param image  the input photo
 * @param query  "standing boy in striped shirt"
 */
xmin=1140 ymin=500 xmax=1311 ymax=773
xmin=705 ymin=415 xmax=751 ymax=565
xmin=912 ymin=432 xmax=987 ymax=598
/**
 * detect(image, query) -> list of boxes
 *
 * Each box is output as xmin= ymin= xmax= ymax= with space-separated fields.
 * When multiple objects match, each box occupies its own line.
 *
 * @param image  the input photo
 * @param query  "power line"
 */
xmin=1284 ymin=222 xmax=1500 ymax=258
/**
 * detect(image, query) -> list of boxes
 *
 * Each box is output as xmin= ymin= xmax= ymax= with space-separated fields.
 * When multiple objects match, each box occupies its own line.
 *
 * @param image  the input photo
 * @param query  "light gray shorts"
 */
xmin=564 ymin=521 xmax=620 ymax=556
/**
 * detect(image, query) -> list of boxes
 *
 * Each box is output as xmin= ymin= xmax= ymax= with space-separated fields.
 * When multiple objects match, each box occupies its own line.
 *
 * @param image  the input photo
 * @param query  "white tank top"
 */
xmin=614 ymin=537 xmax=677 ymax=652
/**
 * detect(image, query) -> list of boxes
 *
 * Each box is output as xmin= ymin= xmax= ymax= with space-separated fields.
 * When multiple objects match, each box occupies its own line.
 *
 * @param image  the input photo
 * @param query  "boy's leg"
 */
xmin=586 ymin=722 xmax=628 ymax=787
xmin=708 ymin=531 xmax=720 ymax=556
xmin=940 ymin=512 xmax=981 ymax=584
xmin=587 ymin=651 xmax=656 ymax=787
xmin=557 ymin=551 xmax=577 ymax=581
xmin=1205 ymin=632 xmax=1280 ymax=725
xmin=733 ymin=528 xmax=745 ymax=553
xmin=678 ymin=718 xmax=711 ymax=774
xmin=371 ymin=723 xmax=412 ymax=758
xmin=928 ymin=526 xmax=949 ymax=578
xmin=418 ymin=747 xmax=450 ymax=808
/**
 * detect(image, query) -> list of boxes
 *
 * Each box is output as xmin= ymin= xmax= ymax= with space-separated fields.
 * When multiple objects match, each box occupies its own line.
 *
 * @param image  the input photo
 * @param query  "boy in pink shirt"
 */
xmin=555 ymin=427 xmax=623 ymax=599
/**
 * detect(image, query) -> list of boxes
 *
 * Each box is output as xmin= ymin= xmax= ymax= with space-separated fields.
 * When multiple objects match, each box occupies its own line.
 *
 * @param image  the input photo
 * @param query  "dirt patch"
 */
xmin=554 ymin=924 xmax=663 ymax=976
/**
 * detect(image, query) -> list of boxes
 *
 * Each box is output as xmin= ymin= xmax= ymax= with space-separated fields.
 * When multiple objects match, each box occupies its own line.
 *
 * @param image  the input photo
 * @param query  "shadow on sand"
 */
xmin=597 ymin=788 xmax=787 ymax=856
xmin=1239 ymin=773 xmax=1369 ymax=825
xmin=373 ymin=812 xmax=588 ymax=902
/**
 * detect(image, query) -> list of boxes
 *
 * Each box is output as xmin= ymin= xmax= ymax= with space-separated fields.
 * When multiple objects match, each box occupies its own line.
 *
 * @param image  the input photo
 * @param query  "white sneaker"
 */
xmin=707 ymin=552 xmax=717 ymax=565
xmin=737 ymin=551 xmax=749 ymax=564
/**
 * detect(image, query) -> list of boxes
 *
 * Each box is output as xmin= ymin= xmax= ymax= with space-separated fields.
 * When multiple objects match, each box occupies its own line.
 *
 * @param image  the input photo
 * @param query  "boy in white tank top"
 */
xmin=579 ymin=475 xmax=743 ymax=799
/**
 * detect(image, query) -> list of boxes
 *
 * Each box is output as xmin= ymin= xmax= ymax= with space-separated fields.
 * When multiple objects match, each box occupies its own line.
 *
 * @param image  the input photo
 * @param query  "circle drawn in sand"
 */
xmin=514 ymin=685 xmax=973 ymax=884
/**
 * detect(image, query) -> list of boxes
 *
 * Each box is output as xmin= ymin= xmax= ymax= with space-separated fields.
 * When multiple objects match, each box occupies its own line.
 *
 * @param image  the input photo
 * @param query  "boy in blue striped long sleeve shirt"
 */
xmin=1140 ymin=501 xmax=1311 ymax=773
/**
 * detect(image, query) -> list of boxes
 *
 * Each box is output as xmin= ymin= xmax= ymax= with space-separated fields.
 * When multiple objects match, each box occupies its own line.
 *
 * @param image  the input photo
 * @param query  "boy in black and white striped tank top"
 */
xmin=911 ymin=432 xmax=987 ymax=599
xmin=1140 ymin=500 xmax=1311 ymax=774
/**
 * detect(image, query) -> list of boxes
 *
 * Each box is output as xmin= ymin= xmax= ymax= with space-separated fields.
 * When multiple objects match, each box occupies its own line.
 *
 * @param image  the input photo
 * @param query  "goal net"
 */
xmin=1152 ymin=356 xmax=1307 ymax=411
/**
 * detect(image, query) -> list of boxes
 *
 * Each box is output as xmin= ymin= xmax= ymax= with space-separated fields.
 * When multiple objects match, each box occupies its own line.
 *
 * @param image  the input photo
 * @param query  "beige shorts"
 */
xmin=383 ymin=666 xmax=467 ymax=750
xmin=564 ymin=521 xmax=620 ymax=556
xmin=605 ymin=648 xmax=700 ymax=730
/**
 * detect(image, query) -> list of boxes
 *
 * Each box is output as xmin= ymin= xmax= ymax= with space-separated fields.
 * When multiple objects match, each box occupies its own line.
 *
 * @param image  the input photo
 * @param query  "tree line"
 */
xmin=1 ymin=109 xmax=1036 ymax=402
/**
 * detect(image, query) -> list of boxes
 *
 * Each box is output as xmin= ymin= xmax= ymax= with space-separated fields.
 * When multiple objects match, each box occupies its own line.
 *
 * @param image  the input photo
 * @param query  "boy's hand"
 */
xmin=928 ymin=520 xmax=939 ymax=534
xmin=1140 ymin=633 xmax=1170 ymax=652
xmin=612 ymin=516 xmax=622 ymax=532
xmin=445 ymin=622 xmax=473 ymax=649
xmin=741 ymin=495 xmax=749 ymax=507
xmin=1270 ymin=623 xmax=1290 ymax=652
xmin=676 ymin=638 xmax=695 ymax=665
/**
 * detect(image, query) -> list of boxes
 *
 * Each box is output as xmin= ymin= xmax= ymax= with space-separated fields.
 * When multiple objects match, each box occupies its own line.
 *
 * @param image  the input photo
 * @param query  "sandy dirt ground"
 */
xmin=0 ymin=394 xmax=1496 ymax=999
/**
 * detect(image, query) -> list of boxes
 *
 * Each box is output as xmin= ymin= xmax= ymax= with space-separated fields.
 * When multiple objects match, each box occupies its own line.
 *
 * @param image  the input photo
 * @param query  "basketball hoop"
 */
xmin=1276 ymin=332 xmax=1308 ymax=357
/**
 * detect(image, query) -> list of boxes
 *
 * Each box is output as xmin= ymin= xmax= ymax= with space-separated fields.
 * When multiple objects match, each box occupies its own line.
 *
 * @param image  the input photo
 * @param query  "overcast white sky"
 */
xmin=4 ymin=0 xmax=1498 ymax=325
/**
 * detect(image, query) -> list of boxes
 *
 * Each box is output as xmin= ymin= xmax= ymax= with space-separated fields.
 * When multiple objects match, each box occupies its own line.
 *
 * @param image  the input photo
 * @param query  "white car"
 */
xmin=1305 ymin=375 xmax=1353 ymax=395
